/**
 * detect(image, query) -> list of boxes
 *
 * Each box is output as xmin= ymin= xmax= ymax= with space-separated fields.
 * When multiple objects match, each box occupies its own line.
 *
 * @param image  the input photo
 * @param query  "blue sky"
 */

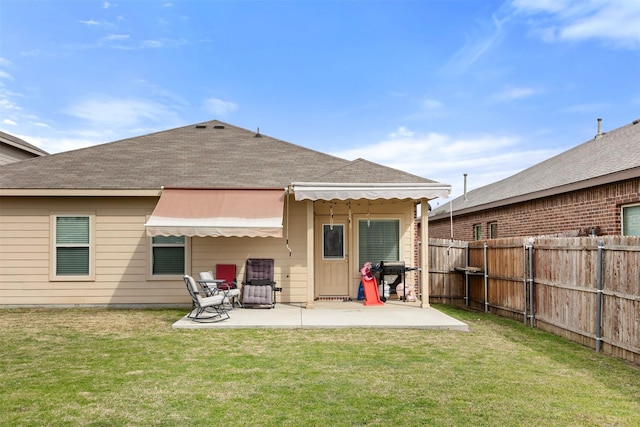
xmin=1 ymin=0 xmax=639 ymax=205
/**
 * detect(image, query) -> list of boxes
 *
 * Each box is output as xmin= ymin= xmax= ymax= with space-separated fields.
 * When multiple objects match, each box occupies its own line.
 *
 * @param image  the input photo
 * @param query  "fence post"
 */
xmin=527 ymin=238 xmax=535 ymax=327
xmin=596 ymin=240 xmax=604 ymax=352
xmin=484 ymin=242 xmax=489 ymax=313
xmin=522 ymin=242 xmax=527 ymax=325
xmin=464 ymin=244 xmax=469 ymax=306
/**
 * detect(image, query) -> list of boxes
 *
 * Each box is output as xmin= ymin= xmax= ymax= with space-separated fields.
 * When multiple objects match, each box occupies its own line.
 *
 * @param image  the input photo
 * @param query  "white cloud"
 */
xmin=444 ymin=13 xmax=506 ymax=74
xmin=493 ymin=86 xmax=539 ymax=101
xmin=64 ymin=96 xmax=178 ymax=129
xmin=202 ymin=98 xmax=238 ymax=116
xmin=330 ymin=126 xmax=563 ymax=203
xmin=562 ymin=102 xmax=608 ymax=113
xmin=3 ymin=118 xmax=17 ymax=125
xmin=25 ymin=135 xmax=97 ymax=153
xmin=0 ymin=70 xmax=12 ymax=80
xmin=79 ymin=19 xmax=100 ymax=26
xmin=422 ymin=98 xmax=443 ymax=109
xmin=102 ymin=34 xmax=130 ymax=41
xmin=0 ymin=97 xmax=21 ymax=111
xmin=389 ymin=126 xmax=414 ymax=138
xmin=512 ymin=0 xmax=640 ymax=49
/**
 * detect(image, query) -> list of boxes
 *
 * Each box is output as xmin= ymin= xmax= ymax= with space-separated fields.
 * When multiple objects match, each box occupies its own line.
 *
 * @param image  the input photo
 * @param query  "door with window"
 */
xmin=314 ymin=217 xmax=350 ymax=297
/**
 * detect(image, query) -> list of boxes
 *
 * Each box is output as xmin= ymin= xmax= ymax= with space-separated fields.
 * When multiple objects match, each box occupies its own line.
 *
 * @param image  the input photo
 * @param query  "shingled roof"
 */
xmin=431 ymin=118 xmax=640 ymax=219
xmin=0 ymin=120 xmax=438 ymax=190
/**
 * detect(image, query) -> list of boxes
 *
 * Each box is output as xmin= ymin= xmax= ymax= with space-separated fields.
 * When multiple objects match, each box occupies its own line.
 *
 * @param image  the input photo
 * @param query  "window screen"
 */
xmin=622 ymin=204 xmax=640 ymax=236
xmin=55 ymin=216 xmax=90 ymax=276
xmin=151 ymin=236 xmax=186 ymax=275
xmin=358 ymin=219 xmax=399 ymax=267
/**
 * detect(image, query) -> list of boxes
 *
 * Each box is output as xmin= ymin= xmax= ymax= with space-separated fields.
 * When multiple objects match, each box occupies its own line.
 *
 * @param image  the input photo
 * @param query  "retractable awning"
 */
xmin=291 ymin=182 xmax=451 ymax=201
xmin=145 ymin=188 xmax=284 ymax=238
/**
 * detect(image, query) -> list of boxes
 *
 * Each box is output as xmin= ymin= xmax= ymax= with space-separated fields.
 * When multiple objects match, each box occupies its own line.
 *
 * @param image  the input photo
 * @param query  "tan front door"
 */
xmin=314 ymin=217 xmax=350 ymax=297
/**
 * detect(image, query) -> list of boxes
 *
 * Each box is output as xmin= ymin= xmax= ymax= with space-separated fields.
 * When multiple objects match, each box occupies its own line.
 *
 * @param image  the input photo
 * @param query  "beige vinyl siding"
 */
xmin=0 ymin=196 xmax=313 ymax=306
xmin=0 ymin=144 xmax=40 ymax=165
xmin=1 ymin=195 xmax=415 ymax=306
xmin=0 ymin=196 xmax=186 ymax=306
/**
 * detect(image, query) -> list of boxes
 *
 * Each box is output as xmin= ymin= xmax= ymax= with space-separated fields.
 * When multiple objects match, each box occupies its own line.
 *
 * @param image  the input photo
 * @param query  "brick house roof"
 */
xmin=431 ymin=118 xmax=640 ymax=219
xmin=0 ymin=120 xmax=438 ymax=190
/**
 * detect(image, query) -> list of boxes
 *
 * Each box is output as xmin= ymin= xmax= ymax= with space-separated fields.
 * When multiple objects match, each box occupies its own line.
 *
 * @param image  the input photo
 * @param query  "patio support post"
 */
xmin=305 ymin=200 xmax=315 ymax=309
xmin=420 ymin=198 xmax=430 ymax=308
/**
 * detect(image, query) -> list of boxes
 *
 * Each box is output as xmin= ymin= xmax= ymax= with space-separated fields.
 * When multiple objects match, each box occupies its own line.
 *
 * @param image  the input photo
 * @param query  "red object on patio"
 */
xmin=361 ymin=276 xmax=384 ymax=306
xmin=215 ymin=264 xmax=237 ymax=291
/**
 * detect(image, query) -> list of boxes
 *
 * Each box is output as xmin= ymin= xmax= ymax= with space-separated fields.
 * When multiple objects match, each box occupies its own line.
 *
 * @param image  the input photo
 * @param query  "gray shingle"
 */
xmin=0 ymin=120 xmax=437 ymax=190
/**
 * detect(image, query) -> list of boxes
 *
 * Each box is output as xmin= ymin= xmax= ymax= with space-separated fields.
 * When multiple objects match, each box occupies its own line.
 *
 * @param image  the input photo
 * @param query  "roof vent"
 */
xmin=195 ymin=125 xmax=206 ymax=129
xmin=594 ymin=118 xmax=605 ymax=139
xmin=255 ymin=127 xmax=262 ymax=138
xmin=213 ymin=125 xmax=225 ymax=129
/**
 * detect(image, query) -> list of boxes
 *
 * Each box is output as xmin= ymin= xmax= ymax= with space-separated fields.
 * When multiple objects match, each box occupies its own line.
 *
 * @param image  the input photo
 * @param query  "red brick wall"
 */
xmin=428 ymin=178 xmax=640 ymax=240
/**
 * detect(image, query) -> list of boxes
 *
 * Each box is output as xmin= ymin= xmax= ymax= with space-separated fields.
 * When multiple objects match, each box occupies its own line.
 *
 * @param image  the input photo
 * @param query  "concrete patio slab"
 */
xmin=172 ymin=300 xmax=468 ymax=330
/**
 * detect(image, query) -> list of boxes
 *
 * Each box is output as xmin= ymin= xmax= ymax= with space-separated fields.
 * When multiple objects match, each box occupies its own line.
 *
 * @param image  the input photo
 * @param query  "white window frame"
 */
xmin=50 ymin=213 xmax=95 ymax=281
xmin=148 ymin=235 xmax=190 ymax=279
xmin=621 ymin=203 xmax=640 ymax=236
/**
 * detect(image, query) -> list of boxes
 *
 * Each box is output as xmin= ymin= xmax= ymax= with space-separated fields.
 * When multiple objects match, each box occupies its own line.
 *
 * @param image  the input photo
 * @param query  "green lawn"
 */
xmin=1 ymin=305 xmax=638 ymax=426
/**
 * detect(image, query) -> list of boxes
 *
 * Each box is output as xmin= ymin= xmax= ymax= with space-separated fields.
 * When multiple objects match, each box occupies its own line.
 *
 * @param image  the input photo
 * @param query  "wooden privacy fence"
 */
xmin=428 ymin=236 xmax=640 ymax=364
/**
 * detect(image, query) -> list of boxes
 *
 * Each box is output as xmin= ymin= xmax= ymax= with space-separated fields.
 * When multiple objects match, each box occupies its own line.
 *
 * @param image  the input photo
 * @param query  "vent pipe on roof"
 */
xmin=255 ymin=127 xmax=262 ymax=138
xmin=595 ymin=118 xmax=604 ymax=139
xmin=463 ymin=173 xmax=468 ymax=201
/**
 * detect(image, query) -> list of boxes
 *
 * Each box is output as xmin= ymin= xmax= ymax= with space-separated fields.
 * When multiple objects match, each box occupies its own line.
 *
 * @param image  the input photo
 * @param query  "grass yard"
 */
xmin=1 ymin=305 xmax=639 ymax=426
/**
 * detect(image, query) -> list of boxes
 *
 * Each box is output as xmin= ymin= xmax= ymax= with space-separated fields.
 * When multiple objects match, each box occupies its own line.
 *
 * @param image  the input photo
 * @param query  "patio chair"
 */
xmin=216 ymin=264 xmax=242 ymax=308
xmin=183 ymin=275 xmax=230 ymax=322
xmin=198 ymin=270 xmax=240 ymax=310
xmin=241 ymin=258 xmax=281 ymax=309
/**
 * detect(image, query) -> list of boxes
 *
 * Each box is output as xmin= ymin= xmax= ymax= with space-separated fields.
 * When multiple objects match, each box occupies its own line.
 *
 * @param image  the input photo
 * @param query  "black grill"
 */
xmin=376 ymin=261 xmax=417 ymax=301
xmin=379 ymin=260 xmax=406 ymax=275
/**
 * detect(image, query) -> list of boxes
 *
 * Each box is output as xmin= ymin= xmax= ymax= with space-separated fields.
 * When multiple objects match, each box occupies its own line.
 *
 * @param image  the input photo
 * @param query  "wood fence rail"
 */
xmin=428 ymin=236 xmax=640 ymax=364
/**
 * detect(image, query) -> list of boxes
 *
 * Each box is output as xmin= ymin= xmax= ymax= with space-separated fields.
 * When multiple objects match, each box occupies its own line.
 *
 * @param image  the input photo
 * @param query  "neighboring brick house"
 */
xmin=429 ymin=118 xmax=640 ymax=240
xmin=0 ymin=130 xmax=48 ymax=165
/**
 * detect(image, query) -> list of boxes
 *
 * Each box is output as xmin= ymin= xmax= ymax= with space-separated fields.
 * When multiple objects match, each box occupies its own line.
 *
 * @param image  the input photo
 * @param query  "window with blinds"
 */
xmin=55 ymin=216 xmax=90 ymax=276
xmin=151 ymin=236 xmax=186 ymax=275
xmin=622 ymin=204 xmax=640 ymax=236
xmin=358 ymin=219 xmax=400 ymax=267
